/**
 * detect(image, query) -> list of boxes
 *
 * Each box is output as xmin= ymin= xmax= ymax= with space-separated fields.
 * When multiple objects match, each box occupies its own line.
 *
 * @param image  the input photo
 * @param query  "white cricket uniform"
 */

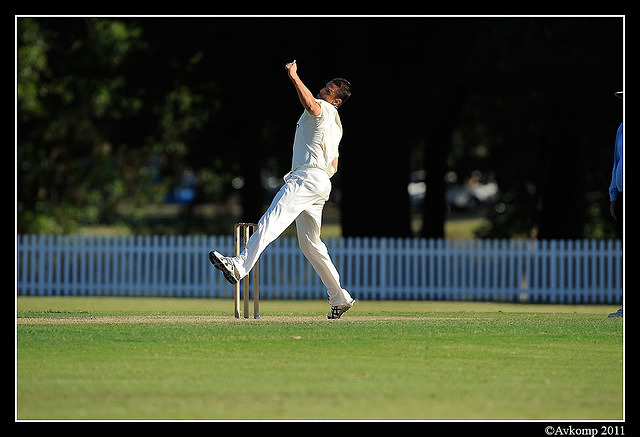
xmin=232 ymin=99 xmax=353 ymax=306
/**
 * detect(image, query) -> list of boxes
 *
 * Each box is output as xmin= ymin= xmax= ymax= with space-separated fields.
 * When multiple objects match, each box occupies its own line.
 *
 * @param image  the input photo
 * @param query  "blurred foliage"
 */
xmin=17 ymin=18 xmax=227 ymax=234
xmin=16 ymin=17 xmax=623 ymax=239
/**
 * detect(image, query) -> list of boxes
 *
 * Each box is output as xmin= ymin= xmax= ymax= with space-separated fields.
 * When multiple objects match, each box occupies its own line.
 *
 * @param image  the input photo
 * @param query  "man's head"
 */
xmin=317 ymin=78 xmax=352 ymax=108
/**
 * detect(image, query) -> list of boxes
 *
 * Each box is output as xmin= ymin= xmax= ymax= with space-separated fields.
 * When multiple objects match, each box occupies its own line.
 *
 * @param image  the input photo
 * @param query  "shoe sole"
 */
xmin=327 ymin=299 xmax=356 ymax=319
xmin=208 ymin=251 xmax=239 ymax=285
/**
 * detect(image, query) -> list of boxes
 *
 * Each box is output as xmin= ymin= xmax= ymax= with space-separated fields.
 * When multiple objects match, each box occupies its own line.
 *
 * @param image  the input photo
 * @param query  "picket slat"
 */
xmin=16 ymin=234 xmax=623 ymax=304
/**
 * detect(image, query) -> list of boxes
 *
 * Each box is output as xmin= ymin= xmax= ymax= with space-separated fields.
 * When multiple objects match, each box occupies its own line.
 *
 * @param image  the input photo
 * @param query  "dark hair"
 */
xmin=331 ymin=78 xmax=352 ymax=107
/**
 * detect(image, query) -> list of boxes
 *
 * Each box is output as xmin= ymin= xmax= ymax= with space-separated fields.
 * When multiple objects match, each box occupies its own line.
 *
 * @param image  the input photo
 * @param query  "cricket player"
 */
xmin=209 ymin=60 xmax=355 ymax=319
xmin=608 ymin=90 xmax=623 ymax=318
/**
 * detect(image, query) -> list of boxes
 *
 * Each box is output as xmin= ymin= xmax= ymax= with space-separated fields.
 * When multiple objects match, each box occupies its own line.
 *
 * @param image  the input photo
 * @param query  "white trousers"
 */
xmin=233 ymin=168 xmax=353 ymax=306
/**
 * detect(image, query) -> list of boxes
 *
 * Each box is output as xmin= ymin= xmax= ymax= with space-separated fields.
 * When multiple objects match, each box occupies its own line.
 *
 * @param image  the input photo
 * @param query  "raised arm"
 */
xmin=285 ymin=60 xmax=321 ymax=116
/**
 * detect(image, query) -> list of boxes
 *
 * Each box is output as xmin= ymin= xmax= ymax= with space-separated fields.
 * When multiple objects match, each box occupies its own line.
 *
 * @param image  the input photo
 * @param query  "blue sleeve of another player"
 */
xmin=609 ymin=123 xmax=623 ymax=201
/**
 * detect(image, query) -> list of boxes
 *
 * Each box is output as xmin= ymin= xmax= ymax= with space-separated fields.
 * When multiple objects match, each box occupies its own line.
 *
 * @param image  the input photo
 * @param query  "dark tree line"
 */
xmin=17 ymin=17 xmax=623 ymax=239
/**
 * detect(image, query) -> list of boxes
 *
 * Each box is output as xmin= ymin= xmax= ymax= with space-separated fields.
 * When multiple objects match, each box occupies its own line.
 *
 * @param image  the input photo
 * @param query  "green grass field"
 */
xmin=16 ymin=297 xmax=624 ymax=420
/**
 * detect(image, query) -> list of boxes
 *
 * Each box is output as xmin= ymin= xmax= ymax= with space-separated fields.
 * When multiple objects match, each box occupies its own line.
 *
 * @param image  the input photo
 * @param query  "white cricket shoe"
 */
xmin=327 ymin=299 xmax=356 ymax=319
xmin=208 ymin=251 xmax=241 ymax=285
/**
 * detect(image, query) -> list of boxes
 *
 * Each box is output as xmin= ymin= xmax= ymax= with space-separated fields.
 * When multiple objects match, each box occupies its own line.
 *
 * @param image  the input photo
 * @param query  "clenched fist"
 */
xmin=285 ymin=60 xmax=298 ymax=78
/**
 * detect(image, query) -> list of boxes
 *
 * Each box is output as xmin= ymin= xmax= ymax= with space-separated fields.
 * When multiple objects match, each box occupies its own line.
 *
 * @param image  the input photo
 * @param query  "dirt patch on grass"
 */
xmin=16 ymin=314 xmax=446 ymax=325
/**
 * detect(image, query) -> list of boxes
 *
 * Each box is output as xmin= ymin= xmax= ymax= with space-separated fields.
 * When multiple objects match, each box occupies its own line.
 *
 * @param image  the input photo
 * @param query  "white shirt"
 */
xmin=290 ymin=99 xmax=342 ymax=178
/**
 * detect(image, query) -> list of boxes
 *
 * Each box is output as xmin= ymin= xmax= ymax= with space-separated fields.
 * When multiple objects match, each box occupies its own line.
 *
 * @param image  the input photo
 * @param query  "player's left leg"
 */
xmin=296 ymin=204 xmax=355 ymax=318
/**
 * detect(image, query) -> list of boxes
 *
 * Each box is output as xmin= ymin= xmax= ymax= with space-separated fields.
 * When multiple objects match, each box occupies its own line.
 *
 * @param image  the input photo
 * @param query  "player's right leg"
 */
xmin=208 ymin=250 xmax=241 ymax=285
xmin=208 ymin=171 xmax=313 ymax=283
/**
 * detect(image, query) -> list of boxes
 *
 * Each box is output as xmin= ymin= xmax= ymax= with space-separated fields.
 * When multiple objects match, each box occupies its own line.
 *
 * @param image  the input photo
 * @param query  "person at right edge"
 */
xmin=608 ymin=90 xmax=623 ymax=318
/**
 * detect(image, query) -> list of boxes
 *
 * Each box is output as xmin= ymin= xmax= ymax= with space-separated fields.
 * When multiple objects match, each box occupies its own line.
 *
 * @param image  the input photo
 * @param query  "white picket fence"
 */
xmin=16 ymin=234 xmax=623 ymax=304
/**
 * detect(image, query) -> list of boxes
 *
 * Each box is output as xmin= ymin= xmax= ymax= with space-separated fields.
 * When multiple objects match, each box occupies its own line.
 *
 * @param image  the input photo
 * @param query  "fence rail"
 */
xmin=16 ymin=234 xmax=623 ymax=304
